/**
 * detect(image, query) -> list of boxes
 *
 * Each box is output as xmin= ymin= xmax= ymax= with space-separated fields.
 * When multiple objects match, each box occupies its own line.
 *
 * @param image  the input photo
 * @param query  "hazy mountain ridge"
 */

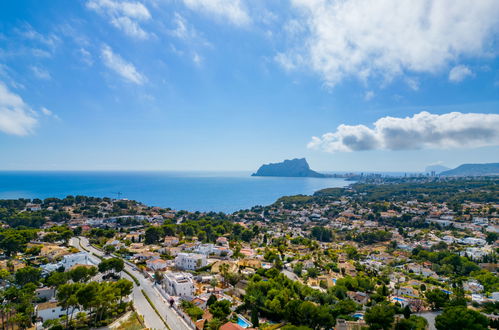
xmin=425 ymin=164 xmax=450 ymax=173
xmin=440 ymin=163 xmax=499 ymax=176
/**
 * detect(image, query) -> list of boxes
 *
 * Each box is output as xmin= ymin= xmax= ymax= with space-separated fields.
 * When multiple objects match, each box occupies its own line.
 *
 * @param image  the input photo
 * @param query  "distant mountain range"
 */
xmin=440 ymin=163 xmax=499 ymax=176
xmin=425 ymin=164 xmax=450 ymax=173
xmin=252 ymin=158 xmax=329 ymax=178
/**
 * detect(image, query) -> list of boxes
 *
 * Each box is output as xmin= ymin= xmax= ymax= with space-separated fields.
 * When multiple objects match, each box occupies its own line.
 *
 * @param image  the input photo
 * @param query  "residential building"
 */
xmin=175 ymin=253 xmax=207 ymax=270
xmin=163 ymin=271 xmax=196 ymax=298
xmin=147 ymin=258 xmax=168 ymax=271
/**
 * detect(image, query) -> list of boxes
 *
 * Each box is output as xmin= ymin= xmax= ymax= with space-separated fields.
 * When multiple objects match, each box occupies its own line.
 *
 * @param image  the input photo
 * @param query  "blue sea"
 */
xmin=0 ymin=171 xmax=350 ymax=213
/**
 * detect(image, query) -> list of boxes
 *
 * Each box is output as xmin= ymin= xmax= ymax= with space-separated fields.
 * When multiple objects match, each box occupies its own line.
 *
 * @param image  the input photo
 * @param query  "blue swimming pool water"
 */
xmin=237 ymin=316 xmax=251 ymax=328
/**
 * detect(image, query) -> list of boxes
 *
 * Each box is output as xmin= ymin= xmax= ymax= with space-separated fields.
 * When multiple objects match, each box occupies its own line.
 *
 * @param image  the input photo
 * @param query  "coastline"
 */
xmin=0 ymin=171 xmax=351 ymax=213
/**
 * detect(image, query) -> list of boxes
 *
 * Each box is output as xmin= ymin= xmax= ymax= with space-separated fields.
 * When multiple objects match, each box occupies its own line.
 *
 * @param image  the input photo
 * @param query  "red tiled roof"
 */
xmin=220 ymin=322 xmax=245 ymax=330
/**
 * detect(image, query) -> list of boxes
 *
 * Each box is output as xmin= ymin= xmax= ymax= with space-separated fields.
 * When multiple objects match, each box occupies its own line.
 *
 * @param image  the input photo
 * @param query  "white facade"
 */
xmin=175 ymin=253 xmax=207 ymax=270
xmin=41 ymin=252 xmax=97 ymax=274
xmin=163 ymin=271 xmax=195 ymax=298
xmin=37 ymin=303 xmax=64 ymax=321
xmin=36 ymin=302 xmax=82 ymax=321
xmin=60 ymin=252 xmax=97 ymax=270
xmin=459 ymin=237 xmax=486 ymax=246
xmin=194 ymin=244 xmax=232 ymax=257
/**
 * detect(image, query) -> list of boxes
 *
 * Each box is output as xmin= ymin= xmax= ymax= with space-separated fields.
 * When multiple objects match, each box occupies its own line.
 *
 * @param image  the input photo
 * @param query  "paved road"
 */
xmin=70 ymin=237 xmax=191 ymax=330
xmin=281 ymin=269 xmax=300 ymax=281
xmin=415 ymin=311 xmax=440 ymax=330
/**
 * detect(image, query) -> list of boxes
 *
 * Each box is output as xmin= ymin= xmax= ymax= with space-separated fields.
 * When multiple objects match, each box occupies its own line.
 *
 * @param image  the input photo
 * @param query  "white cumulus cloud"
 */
xmin=0 ymin=82 xmax=38 ymax=136
xmin=101 ymin=45 xmax=146 ymax=84
xmin=280 ymin=0 xmax=499 ymax=86
xmin=181 ymin=0 xmax=250 ymax=26
xmin=87 ymin=0 xmax=151 ymax=39
xmin=449 ymin=65 xmax=474 ymax=83
xmin=308 ymin=111 xmax=499 ymax=152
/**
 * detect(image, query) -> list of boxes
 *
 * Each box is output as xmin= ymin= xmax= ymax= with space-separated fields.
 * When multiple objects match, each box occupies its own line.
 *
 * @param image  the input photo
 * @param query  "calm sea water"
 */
xmin=0 ymin=171 xmax=350 ymax=213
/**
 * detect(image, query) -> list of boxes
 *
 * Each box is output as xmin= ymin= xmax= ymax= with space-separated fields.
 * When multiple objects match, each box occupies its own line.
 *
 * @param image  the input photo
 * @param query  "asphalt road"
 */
xmin=415 ymin=311 xmax=440 ymax=330
xmin=70 ymin=237 xmax=191 ymax=330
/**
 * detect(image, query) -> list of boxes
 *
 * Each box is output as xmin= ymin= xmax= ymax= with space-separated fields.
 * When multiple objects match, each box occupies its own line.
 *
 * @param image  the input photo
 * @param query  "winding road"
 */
xmin=70 ymin=237 xmax=191 ymax=330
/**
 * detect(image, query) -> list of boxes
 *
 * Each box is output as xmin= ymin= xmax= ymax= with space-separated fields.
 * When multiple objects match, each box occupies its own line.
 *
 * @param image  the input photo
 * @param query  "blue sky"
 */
xmin=0 ymin=0 xmax=498 ymax=172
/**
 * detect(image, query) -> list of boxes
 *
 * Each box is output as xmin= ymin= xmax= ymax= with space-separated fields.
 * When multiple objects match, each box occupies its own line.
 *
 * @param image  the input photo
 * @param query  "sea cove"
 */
xmin=0 ymin=171 xmax=350 ymax=213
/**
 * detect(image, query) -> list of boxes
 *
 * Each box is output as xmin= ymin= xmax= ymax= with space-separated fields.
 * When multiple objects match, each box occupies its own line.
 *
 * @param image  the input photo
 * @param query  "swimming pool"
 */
xmin=237 ymin=315 xmax=252 ymax=328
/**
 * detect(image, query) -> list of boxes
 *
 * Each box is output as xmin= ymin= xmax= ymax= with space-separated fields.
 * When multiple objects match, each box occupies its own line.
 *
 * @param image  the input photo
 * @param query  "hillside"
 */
xmin=440 ymin=163 xmax=499 ymax=176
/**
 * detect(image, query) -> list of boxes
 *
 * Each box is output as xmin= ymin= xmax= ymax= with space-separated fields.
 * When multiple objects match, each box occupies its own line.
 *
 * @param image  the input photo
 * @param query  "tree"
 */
xmin=103 ymin=245 xmax=116 ymax=255
xmin=209 ymin=300 xmax=231 ymax=321
xmin=425 ymin=288 xmax=449 ymax=310
xmin=207 ymin=294 xmax=217 ymax=307
xmin=114 ymin=279 xmax=133 ymax=303
xmin=57 ymin=283 xmax=81 ymax=328
xmin=144 ymin=227 xmax=162 ymax=244
xmin=205 ymin=318 xmax=223 ymax=330
xmin=0 ymin=232 xmax=27 ymax=257
xmin=46 ymin=271 xmax=69 ymax=287
xmin=180 ymin=300 xmax=203 ymax=321
xmin=293 ymin=263 xmax=303 ymax=277
xmin=395 ymin=315 xmax=428 ymax=330
xmin=486 ymin=232 xmax=498 ymax=244
xmin=15 ymin=266 xmax=42 ymax=286
xmin=69 ymin=266 xmax=97 ymax=283
xmin=435 ymin=306 xmax=488 ymax=330
xmin=98 ymin=258 xmax=124 ymax=276
xmin=307 ymin=267 xmax=319 ymax=278
xmin=402 ymin=305 xmax=411 ymax=319
xmin=364 ymin=304 xmax=395 ymax=330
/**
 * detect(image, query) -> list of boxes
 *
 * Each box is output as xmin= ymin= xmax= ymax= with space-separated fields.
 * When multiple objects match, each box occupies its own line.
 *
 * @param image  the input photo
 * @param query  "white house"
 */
xmin=399 ymin=287 xmax=418 ymax=298
xmin=464 ymin=280 xmax=484 ymax=294
xmin=162 ymin=271 xmax=195 ymax=298
xmin=35 ymin=287 xmax=56 ymax=300
xmin=146 ymin=258 xmax=168 ymax=271
xmin=36 ymin=301 xmax=82 ymax=321
xmin=40 ymin=252 xmax=97 ymax=274
xmin=164 ymin=236 xmax=180 ymax=247
xmin=60 ymin=252 xmax=97 ymax=270
xmin=459 ymin=237 xmax=486 ymax=246
xmin=36 ymin=302 xmax=64 ymax=321
xmin=175 ymin=253 xmax=207 ymax=270
xmin=461 ymin=247 xmax=488 ymax=260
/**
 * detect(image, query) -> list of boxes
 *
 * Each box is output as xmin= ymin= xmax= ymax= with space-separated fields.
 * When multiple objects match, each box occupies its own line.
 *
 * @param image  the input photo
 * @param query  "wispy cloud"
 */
xmin=18 ymin=24 xmax=59 ymax=49
xmin=79 ymin=48 xmax=93 ymax=66
xmin=30 ymin=66 xmax=51 ymax=80
xmin=41 ymin=107 xmax=60 ymax=120
xmin=308 ymin=111 xmax=499 ymax=152
xmin=181 ymin=0 xmax=250 ymax=26
xmin=364 ymin=90 xmax=374 ymax=101
xmin=171 ymin=13 xmax=196 ymax=41
xmin=169 ymin=13 xmax=211 ymax=65
xmin=87 ymin=0 xmax=151 ymax=39
xmin=449 ymin=65 xmax=474 ymax=83
xmin=192 ymin=52 xmax=202 ymax=66
xmin=101 ymin=45 xmax=146 ymax=84
xmin=0 ymin=82 xmax=38 ymax=136
xmin=280 ymin=0 xmax=499 ymax=87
